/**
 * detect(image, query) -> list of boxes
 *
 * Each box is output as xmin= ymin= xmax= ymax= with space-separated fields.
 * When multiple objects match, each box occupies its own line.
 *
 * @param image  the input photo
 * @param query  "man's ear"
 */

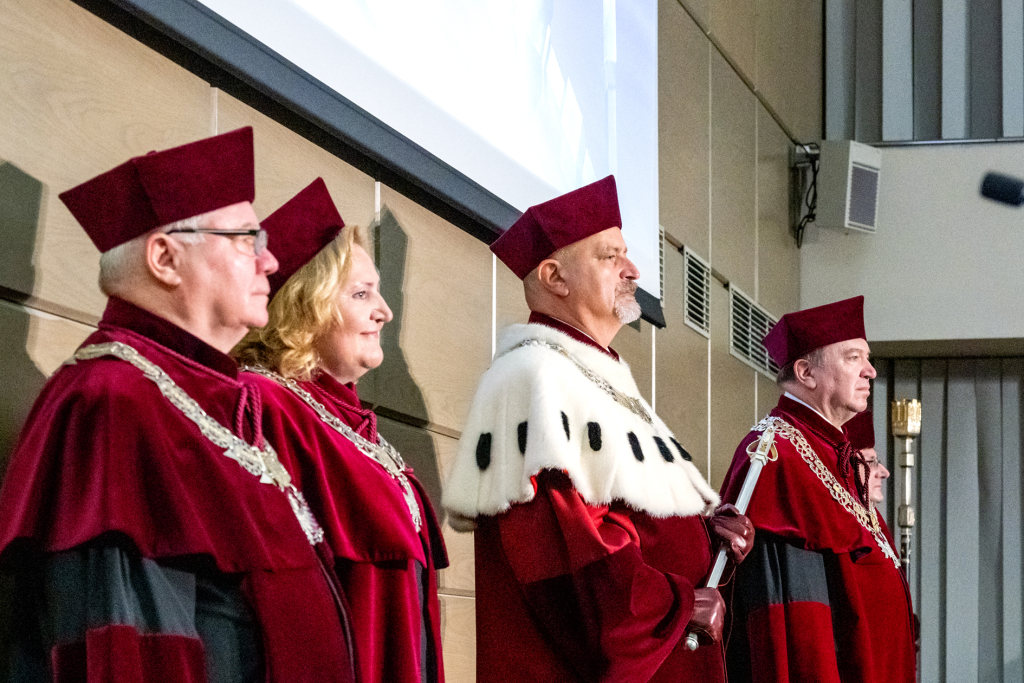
xmin=535 ymin=258 xmax=570 ymax=298
xmin=146 ymin=233 xmax=184 ymax=287
xmin=792 ymin=358 xmax=817 ymax=390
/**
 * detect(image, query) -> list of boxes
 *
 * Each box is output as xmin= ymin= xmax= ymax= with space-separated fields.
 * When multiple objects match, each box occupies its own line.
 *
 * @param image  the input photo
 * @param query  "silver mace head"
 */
xmin=891 ymin=399 xmax=922 ymax=438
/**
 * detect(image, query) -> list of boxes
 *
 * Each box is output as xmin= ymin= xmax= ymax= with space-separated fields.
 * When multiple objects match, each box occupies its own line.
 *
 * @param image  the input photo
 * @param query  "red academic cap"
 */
xmin=59 ymin=127 xmax=255 ymax=253
xmin=845 ymin=410 xmax=875 ymax=449
xmin=491 ymin=175 xmax=622 ymax=279
xmin=763 ymin=295 xmax=867 ymax=367
xmin=263 ymin=178 xmax=345 ymax=300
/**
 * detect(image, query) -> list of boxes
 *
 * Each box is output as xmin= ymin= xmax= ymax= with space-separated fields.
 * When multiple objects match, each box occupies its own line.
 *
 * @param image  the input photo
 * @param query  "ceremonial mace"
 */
xmin=685 ymin=424 xmax=777 ymax=651
xmin=890 ymin=399 xmax=921 ymax=577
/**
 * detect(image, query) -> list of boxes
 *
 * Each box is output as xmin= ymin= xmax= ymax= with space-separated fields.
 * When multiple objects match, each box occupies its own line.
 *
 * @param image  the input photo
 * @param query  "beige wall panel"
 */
xmin=709 ymin=0 xmax=756 ymax=83
xmin=710 ymin=51 xmax=756 ymax=295
xmin=375 ymin=186 xmax=492 ymax=435
xmin=755 ymin=0 xmax=823 ymax=142
xmin=708 ymin=282 xmax=756 ymax=489
xmin=496 ymin=259 xmax=531 ymax=332
xmin=0 ymin=0 xmax=213 ymax=323
xmin=756 ymin=372 xmax=780 ymax=423
xmin=612 ymin=321 xmax=653 ymax=405
xmin=756 ymin=106 xmax=800 ymax=318
xmin=215 ymin=93 xmax=376 ymax=229
xmin=0 ymin=300 xmax=94 ymax=476
xmin=655 ymin=244 xmax=710 ymax=473
xmin=679 ymin=0 xmax=710 ymax=30
xmin=375 ymin=417 xmax=475 ymax=595
xmin=659 ymin=0 xmax=711 ymax=259
xmin=439 ymin=594 xmax=475 ymax=683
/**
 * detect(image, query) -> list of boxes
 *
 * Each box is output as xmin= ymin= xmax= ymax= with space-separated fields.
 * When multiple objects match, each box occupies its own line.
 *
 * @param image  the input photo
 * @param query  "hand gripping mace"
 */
xmin=685 ymin=424 xmax=777 ymax=651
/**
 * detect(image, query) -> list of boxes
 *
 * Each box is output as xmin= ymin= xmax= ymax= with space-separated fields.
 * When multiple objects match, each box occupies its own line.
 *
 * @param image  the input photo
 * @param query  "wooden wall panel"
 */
xmin=756 ymin=105 xmax=800 ymax=318
xmin=756 ymin=0 xmax=824 ymax=142
xmin=215 ymin=93 xmax=375 ymax=230
xmin=0 ymin=300 xmax=93 ymax=475
xmin=375 ymin=186 xmax=492 ymax=435
xmin=660 ymin=0 xmax=711 ymax=259
xmin=710 ymin=50 xmax=757 ymax=296
xmin=708 ymin=281 xmax=756 ymax=488
xmin=680 ymin=0 xmax=710 ymax=30
xmin=655 ymin=243 xmax=710 ymax=474
xmin=439 ymin=594 xmax=476 ymax=683
xmin=495 ymin=259 xmax=531 ymax=334
xmin=0 ymin=0 xmax=213 ymax=323
xmin=613 ymin=321 xmax=653 ymax=405
xmin=710 ymin=0 xmax=756 ymax=83
xmin=757 ymin=372 xmax=781 ymax=423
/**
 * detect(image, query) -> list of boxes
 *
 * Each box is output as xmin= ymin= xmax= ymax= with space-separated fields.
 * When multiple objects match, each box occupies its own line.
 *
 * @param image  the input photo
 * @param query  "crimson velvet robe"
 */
xmin=719 ymin=396 xmax=916 ymax=683
xmin=248 ymin=371 xmax=448 ymax=683
xmin=474 ymin=313 xmax=727 ymax=683
xmin=0 ymin=297 xmax=354 ymax=683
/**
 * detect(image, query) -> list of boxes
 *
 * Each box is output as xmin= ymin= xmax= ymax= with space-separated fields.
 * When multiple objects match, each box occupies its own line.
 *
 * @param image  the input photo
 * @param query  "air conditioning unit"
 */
xmin=816 ymin=140 xmax=881 ymax=234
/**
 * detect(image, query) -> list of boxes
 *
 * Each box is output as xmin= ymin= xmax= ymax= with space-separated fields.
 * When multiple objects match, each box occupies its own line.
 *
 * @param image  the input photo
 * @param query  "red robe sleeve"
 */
xmin=494 ymin=470 xmax=694 ymax=683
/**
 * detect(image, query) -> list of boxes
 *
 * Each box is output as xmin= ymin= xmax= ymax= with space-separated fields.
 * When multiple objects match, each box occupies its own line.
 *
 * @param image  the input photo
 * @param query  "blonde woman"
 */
xmin=235 ymin=178 xmax=448 ymax=683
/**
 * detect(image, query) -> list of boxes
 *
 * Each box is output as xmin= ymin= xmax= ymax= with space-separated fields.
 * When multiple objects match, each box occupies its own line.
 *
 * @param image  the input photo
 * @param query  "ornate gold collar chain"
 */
xmin=72 ymin=342 xmax=325 ymax=546
xmin=503 ymin=338 xmax=652 ymax=425
xmin=243 ymin=366 xmax=422 ymax=533
xmin=753 ymin=415 xmax=900 ymax=568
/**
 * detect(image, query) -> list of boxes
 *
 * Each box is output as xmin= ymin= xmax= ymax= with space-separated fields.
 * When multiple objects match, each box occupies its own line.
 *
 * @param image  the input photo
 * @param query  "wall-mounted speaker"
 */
xmin=817 ymin=140 xmax=882 ymax=234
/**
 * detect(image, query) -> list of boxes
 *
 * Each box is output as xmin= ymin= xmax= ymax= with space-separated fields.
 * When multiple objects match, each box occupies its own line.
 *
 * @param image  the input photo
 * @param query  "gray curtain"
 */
xmin=873 ymin=359 xmax=1024 ymax=683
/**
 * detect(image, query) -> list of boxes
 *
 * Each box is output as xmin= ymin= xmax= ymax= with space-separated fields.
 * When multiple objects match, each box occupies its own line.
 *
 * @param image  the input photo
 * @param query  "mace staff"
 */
xmin=685 ymin=424 xmax=777 ymax=651
xmin=890 ymin=399 xmax=921 ymax=578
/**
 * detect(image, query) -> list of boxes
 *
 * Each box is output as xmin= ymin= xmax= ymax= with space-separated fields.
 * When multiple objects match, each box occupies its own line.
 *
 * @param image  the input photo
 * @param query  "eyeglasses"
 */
xmin=166 ymin=228 xmax=268 ymax=256
xmin=864 ymin=457 xmax=881 ymax=470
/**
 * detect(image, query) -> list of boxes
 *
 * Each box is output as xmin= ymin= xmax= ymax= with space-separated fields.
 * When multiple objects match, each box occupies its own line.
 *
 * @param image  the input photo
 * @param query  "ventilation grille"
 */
xmin=847 ymin=162 xmax=879 ymax=231
xmin=683 ymin=247 xmax=711 ymax=338
xmin=729 ymin=285 xmax=779 ymax=377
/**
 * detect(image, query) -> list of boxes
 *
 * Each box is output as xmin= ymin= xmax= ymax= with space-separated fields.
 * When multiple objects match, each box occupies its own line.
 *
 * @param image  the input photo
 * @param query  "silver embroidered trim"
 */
xmin=72 ymin=342 xmax=325 ymax=546
xmin=501 ymin=339 xmax=653 ymax=425
xmin=243 ymin=366 xmax=422 ymax=533
xmin=753 ymin=415 xmax=900 ymax=568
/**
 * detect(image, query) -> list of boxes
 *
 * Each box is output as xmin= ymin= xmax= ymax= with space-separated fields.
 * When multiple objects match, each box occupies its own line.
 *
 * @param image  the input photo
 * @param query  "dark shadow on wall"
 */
xmin=368 ymin=205 xmax=443 ymax=511
xmin=0 ymin=161 xmax=47 ymax=683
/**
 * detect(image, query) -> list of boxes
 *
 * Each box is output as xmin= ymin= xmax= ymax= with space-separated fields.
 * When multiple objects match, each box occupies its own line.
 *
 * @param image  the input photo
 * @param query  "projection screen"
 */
xmin=193 ymin=0 xmax=661 ymax=301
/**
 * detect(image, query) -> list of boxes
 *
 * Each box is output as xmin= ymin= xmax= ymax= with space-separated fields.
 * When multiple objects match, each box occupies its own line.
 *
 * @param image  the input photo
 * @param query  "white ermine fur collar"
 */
xmin=443 ymin=323 xmax=719 ymax=528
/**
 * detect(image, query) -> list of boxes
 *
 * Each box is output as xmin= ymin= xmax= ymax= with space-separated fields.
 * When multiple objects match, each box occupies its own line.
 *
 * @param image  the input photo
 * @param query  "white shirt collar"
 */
xmin=783 ymin=391 xmax=840 ymax=430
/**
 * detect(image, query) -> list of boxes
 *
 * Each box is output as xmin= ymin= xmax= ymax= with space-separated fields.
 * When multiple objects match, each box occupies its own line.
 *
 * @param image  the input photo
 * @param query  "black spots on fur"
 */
xmin=654 ymin=437 xmax=674 ymax=463
xmin=561 ymin=412 xmax=571 ymax=441
xmin=670 ymin=437 xmax=693 ymax=462
xmin=587 ymin=422 xmax=602 ymax=451
xmin=628 ymin=432 xmax=644 ymax=462
xmin=476 ymin=433 xmax=492 ymax=471
xmin=517 ymin=421 xmax=528 ymax=455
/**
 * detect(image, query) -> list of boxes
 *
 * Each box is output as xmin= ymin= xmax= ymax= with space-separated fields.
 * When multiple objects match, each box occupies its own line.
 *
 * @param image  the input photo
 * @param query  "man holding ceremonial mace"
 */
xmin=719 ymin=296 xmax=916 ymax=683
xmin=443 ymin=176 xmax=754 ymax=683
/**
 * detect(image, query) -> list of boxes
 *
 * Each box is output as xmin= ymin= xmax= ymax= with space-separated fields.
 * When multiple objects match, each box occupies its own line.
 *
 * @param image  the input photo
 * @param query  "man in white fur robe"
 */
xmin=443 ymin=176 xmax=753 ymax=683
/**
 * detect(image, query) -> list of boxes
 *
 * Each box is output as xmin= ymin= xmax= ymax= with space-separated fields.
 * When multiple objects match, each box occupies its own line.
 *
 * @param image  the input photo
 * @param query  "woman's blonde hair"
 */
xmin=233 ymin=224 xmax=371 ymax=380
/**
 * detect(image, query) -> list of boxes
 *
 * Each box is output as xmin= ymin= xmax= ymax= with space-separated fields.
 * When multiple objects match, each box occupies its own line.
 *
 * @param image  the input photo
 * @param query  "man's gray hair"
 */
xmin=97 ymin=214 xmax=207 ymax=296
xmin=776 ymin=346 xmax=827 ymax=386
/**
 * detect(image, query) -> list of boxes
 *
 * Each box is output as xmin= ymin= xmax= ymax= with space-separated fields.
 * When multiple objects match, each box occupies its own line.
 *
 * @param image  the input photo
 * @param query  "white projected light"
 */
xmin=197 ymin=0 xmax=660 ymax=298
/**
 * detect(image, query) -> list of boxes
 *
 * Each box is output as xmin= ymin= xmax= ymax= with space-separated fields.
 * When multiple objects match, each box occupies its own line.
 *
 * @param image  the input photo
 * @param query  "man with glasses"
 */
xmin=718 ymin=297 xmax=915 ymax=683
xmin=845 ymin=409 xmax=890 ymax=507
xmin=0 ymin=128 xmax=356 ymax=683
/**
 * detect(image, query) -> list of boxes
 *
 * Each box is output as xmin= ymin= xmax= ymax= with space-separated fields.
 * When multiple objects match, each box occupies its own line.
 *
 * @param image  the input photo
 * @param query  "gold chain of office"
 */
xmin=243 ymin=366 xmax=422 ymax=532
xmin=72 ymin=342 xmax=326 ymax=546
xmin=752 ymin=415 xmax=900 ymax=568
xmin=504 ymin=339 xmax=652 ymax=425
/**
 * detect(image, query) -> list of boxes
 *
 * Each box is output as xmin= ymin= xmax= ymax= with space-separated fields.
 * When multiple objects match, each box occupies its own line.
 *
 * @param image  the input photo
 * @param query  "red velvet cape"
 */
xmin=473 ymin=316 xmax=726 ymax=683
xmin=0 ymin=297 xmax=354 ymax=683
xmin=719 ymin=396 xmax=916 ymax=683
xmin=246 ymin=370 xmax=448 ymax=683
